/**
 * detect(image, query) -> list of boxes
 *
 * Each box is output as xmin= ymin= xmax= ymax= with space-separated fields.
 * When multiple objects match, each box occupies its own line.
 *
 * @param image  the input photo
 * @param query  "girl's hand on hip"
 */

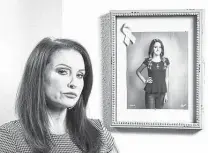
xmin=145 ymin=77 xmax=153 ymax=84
xmin=164 ymin=94 xmax=168 ymax=104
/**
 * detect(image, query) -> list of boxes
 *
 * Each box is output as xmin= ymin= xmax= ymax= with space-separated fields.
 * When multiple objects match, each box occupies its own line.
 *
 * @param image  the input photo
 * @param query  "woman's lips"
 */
xmin=63 ymin=92 xmax=77 ymax=99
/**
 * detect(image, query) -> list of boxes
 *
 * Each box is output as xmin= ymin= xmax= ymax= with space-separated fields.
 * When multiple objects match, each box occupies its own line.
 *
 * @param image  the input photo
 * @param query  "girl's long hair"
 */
xmin=15 ymin=38 xmax=100 ymax=152
xmin=148 ymin=38 xmax=164 ymax=58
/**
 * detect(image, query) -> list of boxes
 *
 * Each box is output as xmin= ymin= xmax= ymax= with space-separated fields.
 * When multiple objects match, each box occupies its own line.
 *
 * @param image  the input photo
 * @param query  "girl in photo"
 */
xmin=136 ymin=39 xmax=170 ymax=109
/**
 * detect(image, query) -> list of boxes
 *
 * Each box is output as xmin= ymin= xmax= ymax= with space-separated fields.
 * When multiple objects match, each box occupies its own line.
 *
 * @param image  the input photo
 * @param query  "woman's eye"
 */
xmin=57 ymin=69 xmax=68 ymax=75
xmin=77 ymin=73 xmax=84 ymax=79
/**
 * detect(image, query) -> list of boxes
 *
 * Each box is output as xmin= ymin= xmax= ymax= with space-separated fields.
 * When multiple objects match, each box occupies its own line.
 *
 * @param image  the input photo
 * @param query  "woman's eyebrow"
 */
xmin=55 ymin=64 xmax=85 ymax=72
xmin=79 ymin=69 xmax=86 ymax=72
xmin=55 ymin=64 xmax=71 ymax=69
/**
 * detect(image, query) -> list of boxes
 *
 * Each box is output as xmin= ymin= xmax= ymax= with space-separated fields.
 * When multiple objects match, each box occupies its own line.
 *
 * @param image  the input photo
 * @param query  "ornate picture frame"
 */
xmin=110 ymin=10 xmax=204 ymax=129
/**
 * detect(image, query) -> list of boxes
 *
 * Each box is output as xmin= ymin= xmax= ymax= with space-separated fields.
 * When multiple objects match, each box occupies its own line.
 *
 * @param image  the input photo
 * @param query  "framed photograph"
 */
xmin=110 ymin=10 xmax=204 ymax=129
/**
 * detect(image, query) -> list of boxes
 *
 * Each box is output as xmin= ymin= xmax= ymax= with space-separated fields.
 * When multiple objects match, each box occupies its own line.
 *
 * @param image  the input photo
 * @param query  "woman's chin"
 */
xmin=61 ymin=102 xmax=77 ymax=109
xmin=66 ymin=101 xmax=77 ymax=108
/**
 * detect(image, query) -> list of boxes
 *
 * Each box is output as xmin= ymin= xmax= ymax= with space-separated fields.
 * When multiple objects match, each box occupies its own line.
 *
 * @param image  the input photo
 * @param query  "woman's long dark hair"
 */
xmin=148 ymin=38 xmax=164 ymax=58
xmin=15 ymin=38 xmax=100 ymax=152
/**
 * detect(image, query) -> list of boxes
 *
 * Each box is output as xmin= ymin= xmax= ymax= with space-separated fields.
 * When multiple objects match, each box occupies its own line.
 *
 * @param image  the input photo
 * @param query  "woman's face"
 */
xmin=153 ymin=42 xmax=162 ymax=56
xmin=44 ymin=49 xmax=85 ymax=109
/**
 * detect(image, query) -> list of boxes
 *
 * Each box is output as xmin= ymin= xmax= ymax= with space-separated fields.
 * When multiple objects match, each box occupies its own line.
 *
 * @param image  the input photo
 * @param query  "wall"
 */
xmin=0 ymin=0 xmax=62 ymax=124
xmin=62 ymin=0 xmax=207 ymax=153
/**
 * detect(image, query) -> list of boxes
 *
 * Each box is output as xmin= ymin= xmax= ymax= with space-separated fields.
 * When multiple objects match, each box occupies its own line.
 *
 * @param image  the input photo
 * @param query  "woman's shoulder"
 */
xmin=0 ymin=120 xmax=21 ymax=133
xmin=89 ymin=119 xmax=115 ymax=152
xmin=89 ymin=118 xmax=113 ymax=140
xmin=162 ymin=57 xmax=170 ymax=65
xmin=144 ymin=57 xmax=151 ymax=61
xmin=0 ymin=120 xmax=22 ymax=148
xmin=143 ymin=57 xmax=151 ymax=65
xmin=162 ymin=57 xmax=169 ymax=60
xmin=0 ymin=121 xmax=20 ymax=152
xmin=0 ymin=120 xmax=31 ymax=152
xmin=0 ymin=120 xmax=24 ymax=139
xmin=89 ymin=119 xmax=104 ymax=131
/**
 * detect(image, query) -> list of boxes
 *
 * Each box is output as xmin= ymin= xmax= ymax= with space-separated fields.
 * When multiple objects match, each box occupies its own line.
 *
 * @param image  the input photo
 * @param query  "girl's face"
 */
xmin=44 ymin=49 xmax=85 ymax=110
xmin=153 ymin=42 xmax=162 ymax=56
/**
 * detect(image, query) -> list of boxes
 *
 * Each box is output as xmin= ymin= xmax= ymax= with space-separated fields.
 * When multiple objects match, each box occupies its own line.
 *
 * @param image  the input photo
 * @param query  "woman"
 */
xmin=136 ymin=38 xmax=170 ymax=109
xmin=0 ymin=38 xmax=118 ymax=153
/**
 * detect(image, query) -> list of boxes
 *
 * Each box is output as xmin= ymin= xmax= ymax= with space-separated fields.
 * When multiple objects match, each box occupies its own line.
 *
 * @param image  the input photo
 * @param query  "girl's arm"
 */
xmin=136 ymin=63 xmax=147 ymax=84
xmin=165 ymin=66 xmax=169 ymax=93
xmin=165 ymin=58 xmax=170 ymax=93
xmin=164 ymin=66 xmax=169 ymax=103
xmin=109 ymin=144 xmax=119 ymax=153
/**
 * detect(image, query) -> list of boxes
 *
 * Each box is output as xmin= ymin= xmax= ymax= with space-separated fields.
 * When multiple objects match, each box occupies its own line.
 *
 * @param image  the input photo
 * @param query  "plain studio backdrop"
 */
xmin=0 ymin=0 xmax=207 ymax=153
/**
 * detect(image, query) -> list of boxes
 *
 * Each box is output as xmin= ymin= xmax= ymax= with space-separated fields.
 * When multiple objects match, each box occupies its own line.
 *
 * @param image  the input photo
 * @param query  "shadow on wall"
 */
xmin=127 ymin=32 xmax=188 ymax=110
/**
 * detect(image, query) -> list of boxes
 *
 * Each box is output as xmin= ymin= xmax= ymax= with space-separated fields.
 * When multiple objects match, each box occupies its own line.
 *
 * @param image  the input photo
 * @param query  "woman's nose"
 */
xmin=67 ymin=76 xmax=77 ymax=89
xmin=68 ymin=83 xmax=76 ymax=89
